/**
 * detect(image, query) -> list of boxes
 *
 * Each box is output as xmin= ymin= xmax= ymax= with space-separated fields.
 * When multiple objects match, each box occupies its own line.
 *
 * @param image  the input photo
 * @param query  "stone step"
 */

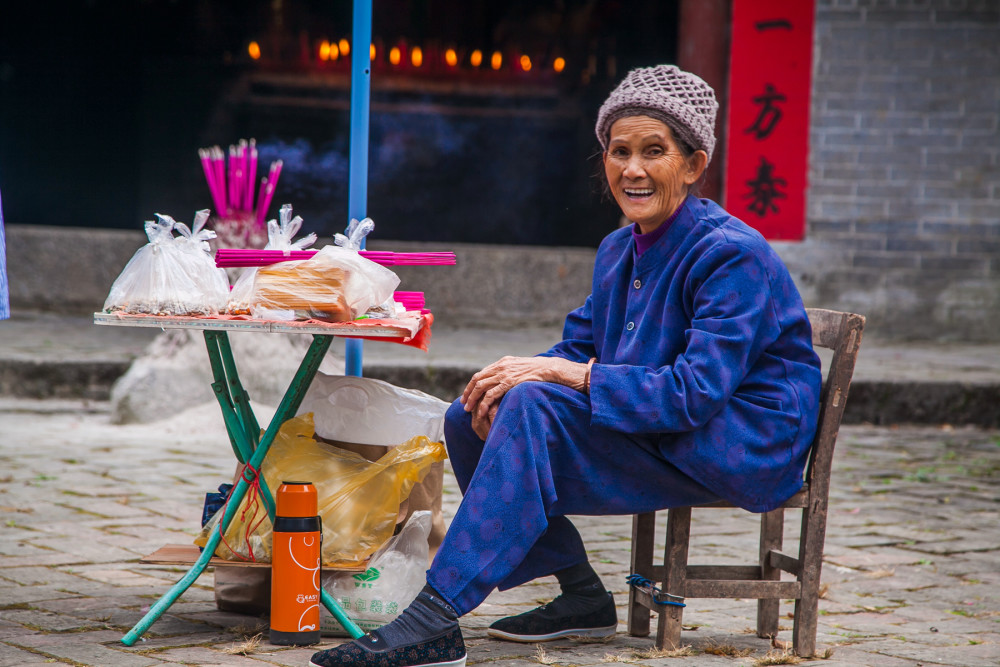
xmin=2 ymin=353 xmax=999 ymax=428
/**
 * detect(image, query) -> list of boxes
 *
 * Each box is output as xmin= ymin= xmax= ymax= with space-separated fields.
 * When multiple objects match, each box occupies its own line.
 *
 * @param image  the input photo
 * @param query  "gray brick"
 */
xmin=859 ymin=147 xmax=919 ymax=165
xmin=813 ymin=147 xmax=862 ymax=164
xmin=892 ymin=164 xmax=958 ymax=182
xmin=856 ymin=220 xmax=921 ymax=235
xmin=819 ymin=235 xmax=887 ymax=251
xmin=923 ymin=220 xmax=1000 ymax=236
xmin=924 ymin=147 xmax=992 ymax=167
xmin=956 ymin=238 xmax=1000 ymax=254
xmin=929 ymin=114 xmax=997 ymax=131
xmin=858 ymin=77 xmax=929 ymax=96
xmin=822 ymin=165 xmax=892 ymax=181
xmin=935 ymin=8 xmax=1000 ymax=22
xmin=808 ymin=219 xmax=855 ymax=235
xmin=811 ymin=183 xmax=858 ymax=198
xmin=925 ymin=184 xmax=992 ymax=199
xmin=853 ymin=252 xmax=921 ymax=269
xmin=892 ymin=131 xmax=961 ymax=149
xmin=920 ymin=255 xmax=990 ymax=272
xmin=813 ymin=77 xmax=864 ymax=95
xmin=826 ymin=96 xmax=894 ymax=113
xmin=859 ymin=113 xmax=927 ymax=131
xmin=887 ymin=201 xmax=956 ymax=219
xmin=825 ymin=130 xmax=892 ymax=148
xmin=960 ymin=132 xmax=1000 ymax=150
xmin=898 ymin=96 xmax=965 ymax=113
xmin=820 ymin=200 xmax=889 ymax=219
xmin=811 ymin=112 xmax=861 ymax=129
xmin=856 ymin=183 xmax=922 ymax=198
xmin=866 ymin=9 xmax=936 ymax=22
xmin=886 ymin=237 xmax=954 ymax=253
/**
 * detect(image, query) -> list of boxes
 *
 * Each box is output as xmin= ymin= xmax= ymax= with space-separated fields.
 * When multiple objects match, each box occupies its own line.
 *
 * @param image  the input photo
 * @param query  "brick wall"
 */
xmin=775 ymin=0 xmax=999 ymax=341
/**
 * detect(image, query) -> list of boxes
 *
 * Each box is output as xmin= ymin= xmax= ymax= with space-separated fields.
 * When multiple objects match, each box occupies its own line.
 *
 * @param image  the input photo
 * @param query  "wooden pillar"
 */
xmin=677 ymin=0 xmax=731 ymax=204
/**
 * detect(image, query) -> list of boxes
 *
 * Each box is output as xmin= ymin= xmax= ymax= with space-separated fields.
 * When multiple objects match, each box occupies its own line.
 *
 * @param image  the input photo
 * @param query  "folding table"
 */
xmin=94 ymin=311 xmax=429 ymax=646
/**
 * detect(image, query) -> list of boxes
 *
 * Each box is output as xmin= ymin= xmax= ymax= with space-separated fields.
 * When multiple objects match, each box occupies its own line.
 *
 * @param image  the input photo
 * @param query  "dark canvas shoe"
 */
xmin=309 ymin=627 xmax=466 ymax=667
xmin=487 ymin=592 xmax=618 ymax=642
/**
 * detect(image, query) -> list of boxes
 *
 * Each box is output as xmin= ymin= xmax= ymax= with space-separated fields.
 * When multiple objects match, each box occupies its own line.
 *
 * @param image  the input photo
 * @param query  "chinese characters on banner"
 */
xmin=724 ymin=0 xmax=815 ymax=240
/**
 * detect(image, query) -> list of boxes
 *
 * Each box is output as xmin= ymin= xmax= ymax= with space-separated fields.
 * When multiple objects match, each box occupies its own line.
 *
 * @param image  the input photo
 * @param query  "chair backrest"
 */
xmin=803 ymin=308 xmax=866 ymax=496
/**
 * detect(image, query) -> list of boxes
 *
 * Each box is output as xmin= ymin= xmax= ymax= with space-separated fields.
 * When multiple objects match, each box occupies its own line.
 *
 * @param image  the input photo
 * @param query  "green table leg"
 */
xmin=121 ymin=333 xmax=363 ymax=644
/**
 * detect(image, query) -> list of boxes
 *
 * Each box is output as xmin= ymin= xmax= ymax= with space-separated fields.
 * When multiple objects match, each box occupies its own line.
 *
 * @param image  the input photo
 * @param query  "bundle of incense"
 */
xmin=393 ymin=291 xmax=425 ymax=310
xmin=198 ymin=139 xmax=283 ymax=226
xmin=215 ymin=248 xmax=456 ymax=268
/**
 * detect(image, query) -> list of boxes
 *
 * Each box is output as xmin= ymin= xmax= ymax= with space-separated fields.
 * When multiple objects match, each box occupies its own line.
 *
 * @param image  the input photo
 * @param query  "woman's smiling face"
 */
xmin=603 ymin=116 xmax=707 ymax=233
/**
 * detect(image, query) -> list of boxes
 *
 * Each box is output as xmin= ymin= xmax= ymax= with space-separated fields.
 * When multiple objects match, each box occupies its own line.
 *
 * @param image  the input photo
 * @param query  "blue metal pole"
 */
xmin=345 ymin=0 xmax=373 ymax=377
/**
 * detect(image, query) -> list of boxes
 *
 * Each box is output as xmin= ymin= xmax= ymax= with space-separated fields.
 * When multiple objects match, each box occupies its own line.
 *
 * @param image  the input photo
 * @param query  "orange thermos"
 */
xmin=270 ymin=481 xmax=322 ymax=646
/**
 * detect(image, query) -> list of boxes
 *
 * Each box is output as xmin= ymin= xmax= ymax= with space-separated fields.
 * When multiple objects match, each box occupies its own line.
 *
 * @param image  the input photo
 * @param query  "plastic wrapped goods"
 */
xmin=228 ymin=206 xmax=398 ymax=321
xmin=103 ymin=210 xmax=230 ymax=316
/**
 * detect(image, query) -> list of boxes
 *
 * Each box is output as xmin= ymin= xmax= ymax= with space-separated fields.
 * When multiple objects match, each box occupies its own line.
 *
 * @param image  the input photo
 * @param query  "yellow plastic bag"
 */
xmin=195 ymin=413 xmax=446 ymax=568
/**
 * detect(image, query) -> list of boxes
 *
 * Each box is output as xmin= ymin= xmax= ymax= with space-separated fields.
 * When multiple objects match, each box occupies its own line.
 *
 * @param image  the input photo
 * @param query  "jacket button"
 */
xmin=633 ymin=279 xmax=641 ymax=289
xmin=626 ymin=321 xmax=635 ymax=331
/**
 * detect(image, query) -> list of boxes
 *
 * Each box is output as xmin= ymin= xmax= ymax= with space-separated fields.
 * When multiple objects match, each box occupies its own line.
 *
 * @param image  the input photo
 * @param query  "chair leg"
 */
xmin=628 ymin=512 xmax=656 ymax=637
xmin=792 ymin=499 xmax=829 ymax=657
xmin=756 ymin=508 xmax=784 ymax=639
xmin=655 ymin=506 xmax=691 ymax=650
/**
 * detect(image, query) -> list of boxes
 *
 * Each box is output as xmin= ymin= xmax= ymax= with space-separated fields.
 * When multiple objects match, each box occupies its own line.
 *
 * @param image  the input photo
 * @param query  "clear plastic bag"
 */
xmin=228 ymin=204 xmax=317 ymax=318
xmin=194 ymin=413 xmax=446 ymax=567
xmin=103 ymin=212 xmax=231 ymax=316
xmin=230 ymin=235 xmax=401 ymax=322
xmin=320 ymin=510 xmax=431 ymax=636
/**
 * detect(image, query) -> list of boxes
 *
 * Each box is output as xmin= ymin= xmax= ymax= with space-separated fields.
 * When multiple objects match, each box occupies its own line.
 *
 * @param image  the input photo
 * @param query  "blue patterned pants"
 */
xmin=426 ymin=381 xmax=719 ymax=615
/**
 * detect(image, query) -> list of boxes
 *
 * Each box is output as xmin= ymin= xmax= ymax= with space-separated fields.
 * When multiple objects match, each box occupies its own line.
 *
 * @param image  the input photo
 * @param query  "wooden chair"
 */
xmin=627 ymin=308 xmax=865 ymax=657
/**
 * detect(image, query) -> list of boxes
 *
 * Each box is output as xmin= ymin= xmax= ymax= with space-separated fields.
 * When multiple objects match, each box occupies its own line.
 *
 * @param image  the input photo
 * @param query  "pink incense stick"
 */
xmin=215 ymin=248 xmax=457 ymax=268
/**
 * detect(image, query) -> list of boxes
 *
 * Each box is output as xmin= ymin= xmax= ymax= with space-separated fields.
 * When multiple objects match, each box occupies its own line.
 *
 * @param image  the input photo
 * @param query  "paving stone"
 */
xmin=0 ymin=643 xmax=72 ymax=666
xmin=144 ymin=645 xmax=267 ymax=665
xmin=27 ymin=644 xmax=163 ymax=667
xmin=0 ymin=608 xmax=100 ymax=632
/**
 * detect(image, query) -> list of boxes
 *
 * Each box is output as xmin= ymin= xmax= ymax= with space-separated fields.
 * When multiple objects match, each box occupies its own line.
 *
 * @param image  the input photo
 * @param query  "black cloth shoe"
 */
xmin=487 ymin=591 xmax=617 ymax=642
xmin=310 ymin=626 xmax=466 ymax=667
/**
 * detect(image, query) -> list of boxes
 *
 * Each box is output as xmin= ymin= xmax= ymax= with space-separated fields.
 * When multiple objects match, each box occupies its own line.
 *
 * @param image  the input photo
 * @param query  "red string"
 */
xmin=216 ymin=462 xmax=269 ymax=562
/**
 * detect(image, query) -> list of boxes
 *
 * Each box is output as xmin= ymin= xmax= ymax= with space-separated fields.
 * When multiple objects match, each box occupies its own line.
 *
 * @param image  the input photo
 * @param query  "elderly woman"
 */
xmin=311 ymin=65 xmax=821 ymax=667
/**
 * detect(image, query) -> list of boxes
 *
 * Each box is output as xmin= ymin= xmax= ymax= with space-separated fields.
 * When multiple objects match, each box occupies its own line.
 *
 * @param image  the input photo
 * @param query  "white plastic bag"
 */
xmin=227 ymin=203 xmax=317 ymax=318
xmin=171 ymin=209 xmax=231 ymax=313
xmin=320 ymin=510 xmax=431 ymax=636
xmin=298 ymin=373 xmax=449 ymax=447
xmin=103 ymin=212 xmax=230 ymax=316
xmin=228 ymin=207 xmax=399 ymax=321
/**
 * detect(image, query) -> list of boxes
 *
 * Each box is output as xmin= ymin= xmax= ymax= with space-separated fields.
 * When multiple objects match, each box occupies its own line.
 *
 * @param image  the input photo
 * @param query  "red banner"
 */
xmin=724 ymin=0 xmax=815 ymax=240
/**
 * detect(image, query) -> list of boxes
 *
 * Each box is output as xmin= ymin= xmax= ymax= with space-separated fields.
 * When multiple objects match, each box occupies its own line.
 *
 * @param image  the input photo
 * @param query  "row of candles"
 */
xmin=248 ymin=38 xmax=567 ymax=75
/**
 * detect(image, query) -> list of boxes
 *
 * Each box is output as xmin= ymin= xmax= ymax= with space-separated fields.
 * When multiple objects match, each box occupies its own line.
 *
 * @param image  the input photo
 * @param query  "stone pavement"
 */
xmin=0 ymin=397 xmax=998 ymax=667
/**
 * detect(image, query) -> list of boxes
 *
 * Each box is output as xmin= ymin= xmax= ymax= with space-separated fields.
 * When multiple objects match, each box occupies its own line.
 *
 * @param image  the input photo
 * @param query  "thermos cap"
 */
xmin=276 ymin=481 xmax=318 ymax=518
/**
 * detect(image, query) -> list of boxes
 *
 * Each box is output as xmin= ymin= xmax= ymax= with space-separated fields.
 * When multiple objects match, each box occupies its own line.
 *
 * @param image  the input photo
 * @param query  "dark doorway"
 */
xmin=0 ymin=0 xmax=679 ymax=247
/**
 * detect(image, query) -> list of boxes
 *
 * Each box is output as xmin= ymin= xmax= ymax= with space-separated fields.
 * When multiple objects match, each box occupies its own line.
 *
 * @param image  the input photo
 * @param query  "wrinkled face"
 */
xmin=603 ymin=116 xmax=707 ymax=233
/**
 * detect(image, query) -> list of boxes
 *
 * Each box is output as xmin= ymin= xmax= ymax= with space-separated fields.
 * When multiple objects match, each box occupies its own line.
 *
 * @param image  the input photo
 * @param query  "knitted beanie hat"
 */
xmin=596 ymin=65 xmax=719 ymax=162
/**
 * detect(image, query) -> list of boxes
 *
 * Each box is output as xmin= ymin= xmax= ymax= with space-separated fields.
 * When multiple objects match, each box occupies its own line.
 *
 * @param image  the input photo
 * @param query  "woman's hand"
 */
xmin=461 ymin=356 xmax=590 ymax=440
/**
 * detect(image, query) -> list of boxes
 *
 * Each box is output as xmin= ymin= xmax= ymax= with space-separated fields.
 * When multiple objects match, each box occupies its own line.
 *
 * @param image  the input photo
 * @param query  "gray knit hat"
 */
xmin=596 ymin=65 xmax=719 ymax=162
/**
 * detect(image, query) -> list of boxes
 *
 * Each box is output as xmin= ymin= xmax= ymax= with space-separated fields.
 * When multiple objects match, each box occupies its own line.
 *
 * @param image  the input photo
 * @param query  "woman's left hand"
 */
xmin=461 ymin=356 xmax=589 ymax=439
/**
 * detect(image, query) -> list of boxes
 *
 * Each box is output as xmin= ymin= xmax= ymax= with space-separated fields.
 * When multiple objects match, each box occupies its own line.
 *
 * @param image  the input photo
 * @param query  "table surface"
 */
xmin=93 ymin=311 xmax=425 ymax=339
